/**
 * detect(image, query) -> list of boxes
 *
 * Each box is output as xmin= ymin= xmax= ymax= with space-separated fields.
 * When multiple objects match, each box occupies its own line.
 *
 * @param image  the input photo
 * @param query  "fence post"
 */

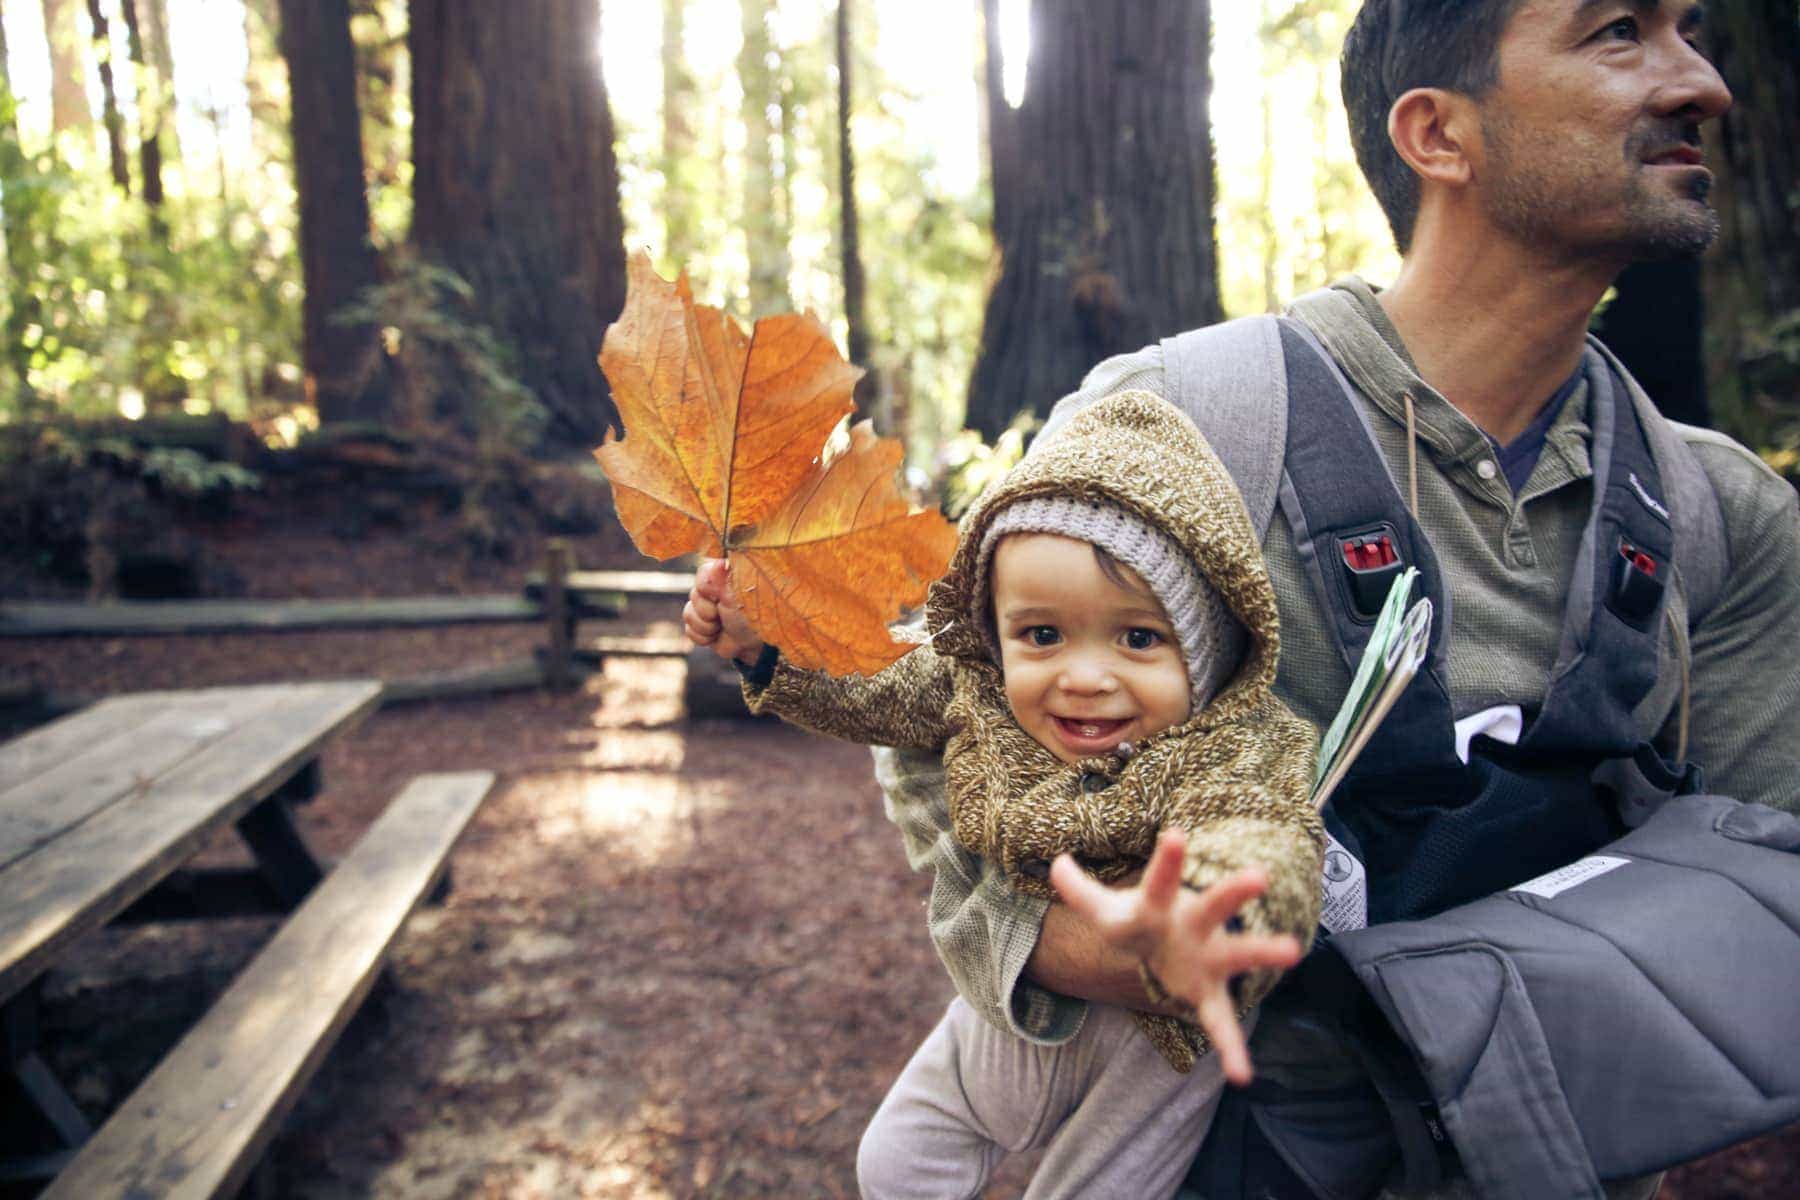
xmin=543 ymin=539 xmax=573 ymax=691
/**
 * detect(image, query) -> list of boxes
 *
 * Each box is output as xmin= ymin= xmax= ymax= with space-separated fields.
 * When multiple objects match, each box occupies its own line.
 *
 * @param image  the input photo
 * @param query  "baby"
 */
xmin=685 ymin=392 xmax=1324 ymax=1200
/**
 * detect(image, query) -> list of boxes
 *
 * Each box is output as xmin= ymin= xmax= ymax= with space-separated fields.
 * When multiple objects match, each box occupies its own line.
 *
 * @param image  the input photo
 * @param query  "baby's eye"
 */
xmin=1125 ymin=628 xmax=1164 ymax=651
xmin=1025 ymin=625 xmax=1061 ymax=647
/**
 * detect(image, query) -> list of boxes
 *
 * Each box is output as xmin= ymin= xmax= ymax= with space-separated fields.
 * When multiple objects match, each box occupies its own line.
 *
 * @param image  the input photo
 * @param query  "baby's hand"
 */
xmin=683 ymin=558 xmax=768 ymax=666
xmin=1050 ymin=830 xmax=1302 ymax=1086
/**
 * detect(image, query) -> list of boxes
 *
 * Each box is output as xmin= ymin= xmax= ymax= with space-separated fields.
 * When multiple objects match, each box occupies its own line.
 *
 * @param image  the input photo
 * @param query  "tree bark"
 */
xmin=40 ymin=0 xmax=92 ymax=135
xmin=660 ymin=0 xmax=699 ymax=267
xmin=118 ymin=0 xmax=165 ymax=218
xmin=979 ymin=0 xmax=1018 ymax=247
xmin=275 ymin=0 xmax=391 ymax=424
xmin=141 ymin=0 xmax=177 ymax=156
xmin=966 ymin=0 xmax=1223 ymax=439
xmin=836 ymin=0 xmax=869 ymax=386
xmin=349 ymin=0 xmax=405 ymax=199
xmin=1702 ymin=0 xmax=1800 ymax=441
xmin=1593 ymin=260 xmax=1710 ymax=426
xmin=1 ymin=0 xmax=43 ymax=407
xmin=411 ymin=0 xmax=628 ymax=442
xmin=739 ymin=0 xmax=791 ymax=317
xmin=85 ymin=0 xmax=132 ymax=193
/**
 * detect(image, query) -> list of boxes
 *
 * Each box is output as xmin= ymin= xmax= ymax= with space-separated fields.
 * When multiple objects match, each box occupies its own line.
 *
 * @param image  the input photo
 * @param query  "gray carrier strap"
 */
xmin=1158 ymin=316 xmax=1289 ymax=541
xmin=1327 ymin=794 xmax=1800 ymax=1200
xmin=1585 ymin=336 xmax=1730 ymax=628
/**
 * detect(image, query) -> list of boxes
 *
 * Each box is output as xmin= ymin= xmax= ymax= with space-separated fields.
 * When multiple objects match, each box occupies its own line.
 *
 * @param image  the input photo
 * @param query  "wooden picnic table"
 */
xmin=0 ymin=680 xmax=381 ymax=1183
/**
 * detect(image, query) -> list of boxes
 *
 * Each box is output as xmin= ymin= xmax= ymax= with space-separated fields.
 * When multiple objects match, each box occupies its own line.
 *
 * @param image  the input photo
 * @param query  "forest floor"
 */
xmin=2 ymin=485 xmax=1796 ymax=1199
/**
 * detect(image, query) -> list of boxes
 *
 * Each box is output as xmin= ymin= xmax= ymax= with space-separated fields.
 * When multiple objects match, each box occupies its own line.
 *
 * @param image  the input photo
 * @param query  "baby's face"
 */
xmin=990 ymin=533 xmax=1192 ymax=765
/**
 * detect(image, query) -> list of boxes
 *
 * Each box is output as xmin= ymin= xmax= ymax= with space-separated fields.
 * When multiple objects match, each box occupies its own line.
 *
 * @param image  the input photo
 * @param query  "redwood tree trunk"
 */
xmin=980 ymin=0 xmax=1017 ymax=248
xmin=276 ymin=0 xmax=391 ymax=423
xmin=1702 ymin=0 xmax=1800 ymax=441
xmin=411 ymin=0 xmax=628 ymax=442
xmin=1593 ymin=260 xmax=1710 ymax=427
xmin=966 ymin=0 xmax=1222 ymax=438
xmin=40 ymin=0 xmax=92 ymax=136
xmin=85 ymin=0 xmax=132 ymax=192
xmin=119 ymin=0 xmax=165 ymax=217
xmin=836 ymin=0 xmax=869 ymax=382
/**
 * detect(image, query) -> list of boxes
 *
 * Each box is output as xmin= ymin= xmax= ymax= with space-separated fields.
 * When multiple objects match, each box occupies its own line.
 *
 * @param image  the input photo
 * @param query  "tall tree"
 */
xmin=979 ymin=0 xmax=1017 ymax=247
xmin=275 ymin=0 xmax=391 ymax=423
xmin=661 ymin=0 xmax=699 ymax=268
xmin=119 ymin=0 xmax=166 ymax=218
xmin=40 ymin=0 xmax=92 ymax=136
xmin=738 ymin=0 xmax=790 ymax=316
xmin=85 ymin=0 xmax=132 ymax=192
xmin=835 ymin=0 xmax=870 ymax=395
xmin=349 ymin=0 xmax=406 ymax=205
xmin=1703 ymin=0 xmax=1800 ymax=443
xmin=411 ymin=0 xmax=628 ymax=442
xmin=1593 ymin=261 xmax=1710 ymax=427
xmin=1 ymin=0 xmax=43 ymax=407
xmin=141 ymin=0 xmax=177 ymax=156
xmin=966 ymin=0 xmax=1223 ymax=438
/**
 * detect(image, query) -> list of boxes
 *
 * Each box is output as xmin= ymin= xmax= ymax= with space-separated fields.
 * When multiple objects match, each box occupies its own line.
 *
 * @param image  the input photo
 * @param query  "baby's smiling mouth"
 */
xmin=1052 ymin=716 xmax=1131 ymax=741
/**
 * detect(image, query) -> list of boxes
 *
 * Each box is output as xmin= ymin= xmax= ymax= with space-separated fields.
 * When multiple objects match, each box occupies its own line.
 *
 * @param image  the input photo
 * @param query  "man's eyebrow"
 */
xmin=1570 ymin=0 xmax=1701 ymax=28
xmin=1570 ymin=0 xmax=1655 ymax=23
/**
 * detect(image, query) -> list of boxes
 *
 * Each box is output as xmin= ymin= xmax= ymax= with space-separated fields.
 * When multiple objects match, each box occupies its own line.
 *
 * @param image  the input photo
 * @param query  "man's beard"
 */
xmin=1481 ymin=114 xmax=1721 ymax=261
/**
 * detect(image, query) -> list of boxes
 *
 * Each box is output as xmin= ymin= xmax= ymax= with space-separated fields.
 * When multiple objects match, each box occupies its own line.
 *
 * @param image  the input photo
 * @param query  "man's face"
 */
xmin=1473 ymin=0 xmax=1732 ymax=261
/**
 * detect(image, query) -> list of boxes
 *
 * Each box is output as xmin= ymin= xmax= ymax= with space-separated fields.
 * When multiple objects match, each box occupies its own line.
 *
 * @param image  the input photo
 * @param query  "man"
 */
xmin=691 ymin=0 xmax=1800 ymax=1195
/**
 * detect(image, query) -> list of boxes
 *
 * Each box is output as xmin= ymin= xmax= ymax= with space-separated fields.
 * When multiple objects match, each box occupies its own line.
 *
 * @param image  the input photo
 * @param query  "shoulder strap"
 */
xmin=1159 ymin=315 xmax=1289 ymax=542
xmin=1584 ymin=336 xmax=1728 ymax=627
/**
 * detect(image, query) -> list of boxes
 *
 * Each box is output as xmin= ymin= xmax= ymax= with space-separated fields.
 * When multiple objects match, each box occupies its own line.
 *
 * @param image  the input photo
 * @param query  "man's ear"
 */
xmin=1388 ymin=87 xmax=1477 ymax=189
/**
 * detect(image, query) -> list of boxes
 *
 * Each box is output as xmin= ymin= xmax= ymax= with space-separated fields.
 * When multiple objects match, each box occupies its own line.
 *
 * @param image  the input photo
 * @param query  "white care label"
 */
xmin=1319 ymin=829 xmax=1368 ymax=933
xmin=1510 ymin=855 xmax=1632 ymax=900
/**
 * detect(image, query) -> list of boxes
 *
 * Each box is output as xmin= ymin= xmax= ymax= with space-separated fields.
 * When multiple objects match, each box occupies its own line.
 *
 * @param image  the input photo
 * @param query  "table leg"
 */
xmin=1 ymin=983 xmax=92 ymax=1170
xmin=235 ymin=793 xmax=326 ymax=910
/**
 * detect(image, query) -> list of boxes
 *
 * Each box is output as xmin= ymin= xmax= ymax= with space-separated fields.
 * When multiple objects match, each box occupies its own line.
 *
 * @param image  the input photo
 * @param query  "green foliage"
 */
xmin=1214 ymin=0 xmax=1399 ymax=314
xmin=935 ymin=408 xmax=1036 ymax=518
xmin=1734 ymin=308 xmax=1800 ymax=486
xmin=334 ymin=254 xmax=547 ymax=455
xmin=0 ymin=134 xmax=303 ymax=426
xmin=0 ymin=422 xmax=260 ymax=586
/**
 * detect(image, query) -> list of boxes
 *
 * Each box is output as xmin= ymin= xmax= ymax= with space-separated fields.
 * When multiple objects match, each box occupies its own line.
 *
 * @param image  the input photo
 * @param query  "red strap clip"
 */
xmin=1344 ymin=535 xmax=1398 ymax=573
xmin=1620 ymin=543 xmax=1657 ymax=577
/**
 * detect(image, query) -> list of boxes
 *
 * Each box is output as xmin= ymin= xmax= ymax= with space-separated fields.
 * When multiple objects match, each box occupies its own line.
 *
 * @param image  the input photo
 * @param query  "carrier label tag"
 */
xmin=1511 ymin=855 xmax=1631 ymax=899
xmin=1319 ymin=830 xmax=1368 ymax=932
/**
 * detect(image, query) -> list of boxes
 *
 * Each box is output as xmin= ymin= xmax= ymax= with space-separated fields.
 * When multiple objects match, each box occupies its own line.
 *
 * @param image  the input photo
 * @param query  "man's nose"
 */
xmin=1658 ymin=33 xmax=1732 ymax=122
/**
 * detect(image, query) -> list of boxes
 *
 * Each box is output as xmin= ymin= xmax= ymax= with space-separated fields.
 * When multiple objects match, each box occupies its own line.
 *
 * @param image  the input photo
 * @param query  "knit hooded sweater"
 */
xmin=743 ymin=392 xmax=1325 ymax=1071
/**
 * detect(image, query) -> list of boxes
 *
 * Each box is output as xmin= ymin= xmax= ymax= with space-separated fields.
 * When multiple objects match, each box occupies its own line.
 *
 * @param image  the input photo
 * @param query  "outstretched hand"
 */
xmin=682 ymin=557 xmax=768 ymax=666
xmin=1050 ymin=830 xmax=1302 ymax=1086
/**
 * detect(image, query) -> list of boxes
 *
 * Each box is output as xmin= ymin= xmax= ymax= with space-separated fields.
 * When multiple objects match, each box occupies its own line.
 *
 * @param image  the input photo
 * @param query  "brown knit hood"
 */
xmin=925 ymin=390 xmax=1283 ymax=730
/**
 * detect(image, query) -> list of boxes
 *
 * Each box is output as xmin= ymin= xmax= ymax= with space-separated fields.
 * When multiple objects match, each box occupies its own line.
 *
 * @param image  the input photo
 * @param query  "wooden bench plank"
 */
xmin=0 ymin=687 xmax=299 ymax=871
xmin=40 ymin=771 xmax=495 ymax=1200
xmin=0 ymin=681 xmax=383 ymax=1006
xmin=0 ymin=593 xmax=619 ymax=638
xmin=0 ymin=687 xmax=269 ymax=794
xmin=527 ymin=568 xmax=692 ymax=597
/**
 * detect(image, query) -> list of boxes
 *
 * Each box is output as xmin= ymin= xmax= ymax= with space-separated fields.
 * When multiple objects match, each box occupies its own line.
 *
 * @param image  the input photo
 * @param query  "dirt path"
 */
xmin=6 ymin=606 xmax=1793 ymax=1197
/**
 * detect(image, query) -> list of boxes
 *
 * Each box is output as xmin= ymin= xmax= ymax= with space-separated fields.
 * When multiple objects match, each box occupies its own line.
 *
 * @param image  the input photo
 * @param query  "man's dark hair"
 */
xmin=1341 ymin=0 xmax=1524 ymax=251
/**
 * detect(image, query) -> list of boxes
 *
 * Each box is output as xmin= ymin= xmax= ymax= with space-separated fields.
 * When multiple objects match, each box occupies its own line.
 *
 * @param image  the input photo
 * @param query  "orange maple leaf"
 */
xmin=595 ymin=251 xmax=956 ymax=676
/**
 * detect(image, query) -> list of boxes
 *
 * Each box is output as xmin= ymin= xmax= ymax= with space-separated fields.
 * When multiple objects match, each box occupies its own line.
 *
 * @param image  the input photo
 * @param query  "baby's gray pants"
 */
xmin=858 ymin=996 xmax=1231 ymax=1200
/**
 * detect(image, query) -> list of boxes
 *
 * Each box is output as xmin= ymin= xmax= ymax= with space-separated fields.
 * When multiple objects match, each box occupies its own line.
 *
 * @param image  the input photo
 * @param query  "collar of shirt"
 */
xmin=1291 ymin=277 xmax=1594 ymax=496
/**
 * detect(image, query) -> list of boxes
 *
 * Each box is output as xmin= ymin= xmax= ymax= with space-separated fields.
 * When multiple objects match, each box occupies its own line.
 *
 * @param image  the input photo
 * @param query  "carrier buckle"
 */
xmin=1338 ymin=524 xmax=1405 ymax=619
xmin=1609 ymin=539 xmax=1665 ymax=629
